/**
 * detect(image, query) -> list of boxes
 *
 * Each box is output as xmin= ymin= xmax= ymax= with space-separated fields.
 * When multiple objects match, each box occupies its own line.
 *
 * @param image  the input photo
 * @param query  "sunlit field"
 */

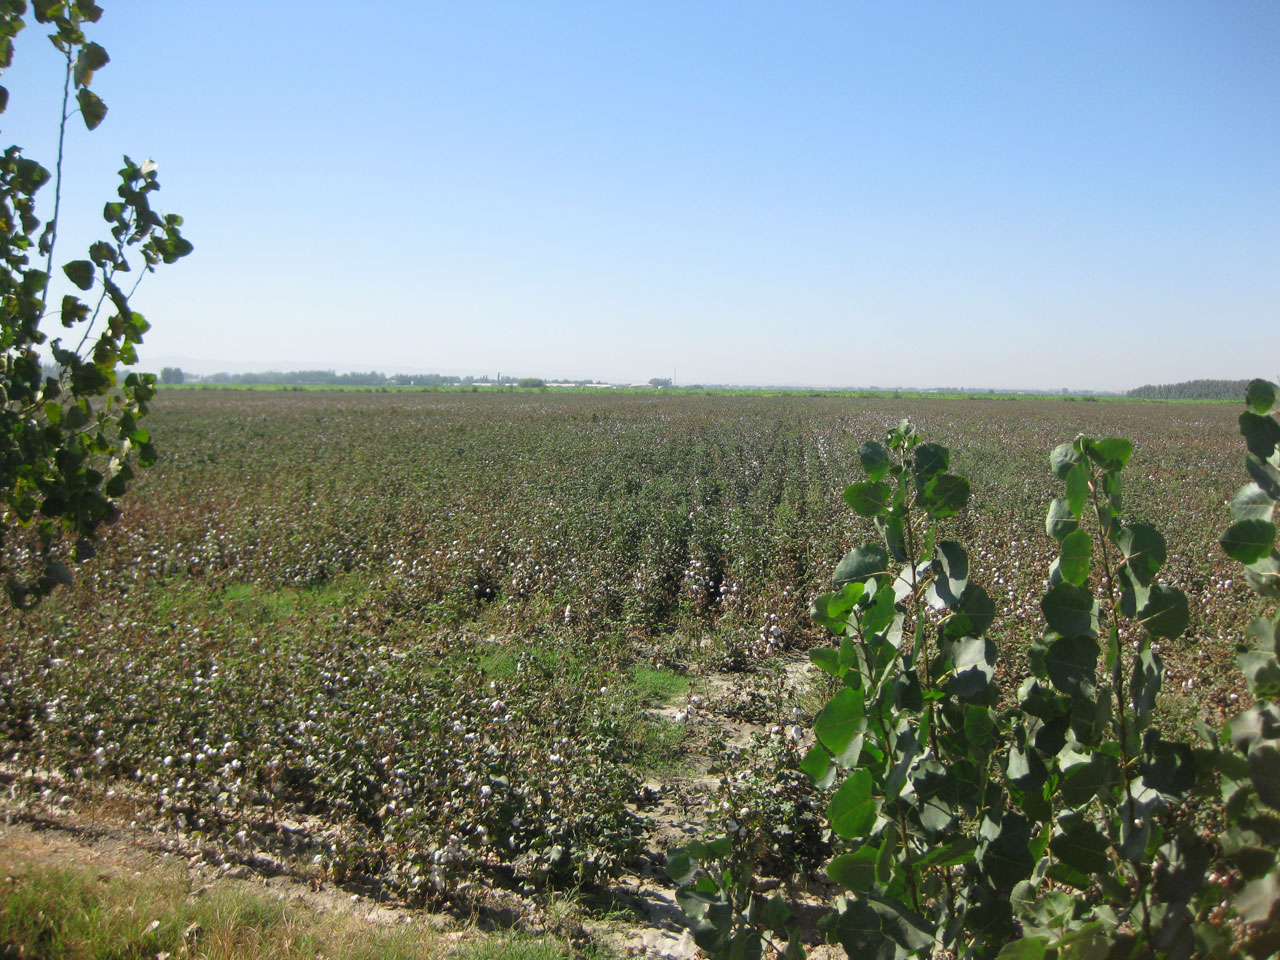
xmin=0 ymin=390 xmax=1250 ymax=901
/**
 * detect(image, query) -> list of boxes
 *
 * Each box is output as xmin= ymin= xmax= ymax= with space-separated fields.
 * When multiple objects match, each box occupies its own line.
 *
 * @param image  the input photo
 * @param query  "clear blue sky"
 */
xmin=4 ymin=2 xmax=1277 ymax=389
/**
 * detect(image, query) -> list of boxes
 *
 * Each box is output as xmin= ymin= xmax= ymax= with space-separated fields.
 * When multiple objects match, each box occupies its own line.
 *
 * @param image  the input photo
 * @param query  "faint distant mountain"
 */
xmin=1127 ymin=378 xmax=1250 ymax=401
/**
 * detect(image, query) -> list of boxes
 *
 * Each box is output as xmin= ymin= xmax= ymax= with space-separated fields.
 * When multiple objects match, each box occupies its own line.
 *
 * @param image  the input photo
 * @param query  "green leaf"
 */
xmin=828 ymin=896 xmax=933 ymax=957
xmin=834 ymin=544 xmax=889 ymax=586
xmin=1116 ymin=523 xmax=1166 ymax=585
xmin=1129 ymin=648 xmax=1164 ymax=721
xmin=811 ymin=583 xmax=863 ymax=631
xmin=945 ymin=636 xmax=997 ymax=699
xmin=1050 ymin=441 xmax=1084 ymax=481
xmin=861 ymin=584 xmax=898 ymax=636
xmin=73 ymin=40 xmax=109 ymax=86
xmin=1045 ymin=497 xmax=1078 ymax=542
xmin=1143 ymin=734 xmax=1196 ymax=800
xmin=814 ymin=687 xmax=865 ymax=766
xmin=1058 ymin=529 xmax=1092 ymax=586
xmin=1240 ymin=411 xmax=1280 ymax=462
xmin=858 ymin=441 xmax=891 ymax=481
xmin=1137 ymin=584 xmax=1189 ymax=640
xmin=996 ymin=939 xmax=1049 ymax=960
xmin=844 ymin=481 xmax=891 ymax=517
xmin=1247 ymin=454 xmax=1280 ymax=500
xmin=1246 ymin=378 xmax=1278 ymax=415
xmin=1065 ymin=460 xmax=1091 ymax=519
xmin=978 ymin=811 xmax=1036 ymax=888
xmin=1050 ymin=821 xmax=1112 ymax=875
xmin=1084 ymin=437 xmax=1132 ymax=471
xmin=60 ymin=294 xmax=89 ymax=327
xmin=87 ymin=240 xmax=117 ymax=266
xmin=665 ymin=852 xmax=697 ymax=885
xmin=63 ymin=259 xmax=94 ymax=291
xmin=917 ymin=473 xmax=969 ymax=518
xmin=809 ymin=647 xmax=842 ymax=677
xmin=1044 ymin=634 xmax=1100 ymax=699
xmin=912 ymin=442 xmax=949 ymax=478
xmin=1236 ymin=871 xmax=1280 ymax=927
xmin=1059 ymin=754 xmax=1122 ymax=807
xmin=1222 ymin=519 xmax=1278 ymax=565
xmin=76 ymin=87 xmax=106 ymax=129
xmin=827 ymin=846 xmax=878 ymax=892
xmin=827 ymin=768 xmax=877 ymax=839
xmin=759 ymin=895 xmax=790 ymax=931
xmin=1247 ymin=614 xmax=1279 ymax=656
xmin=964 ymin=704 xmax=997 ymax=752
xmin=930 ymin=540 xmax=969 ymax=606
xmin=1232 ymin=483 xmax=1275 ymax=523
xmin=800 ymin=742 xmax=836 ymax=789
xmin=1246 ymin=553 xmax=1280 ymax=600
xmin=1248 ymin=743 xmax=1280 ymax=810
xmin=913 ymin=836 xmax=977 ymax=869
xmin=1101 ymin=469 xmax=1122 ymax=515
xmin=883 ymin=514 xmax=908 ymax=562
xmin=1041 ymin=583 xmax=1098 ymax=638
xmin=941 ymin=584 xmax=995 ymax=641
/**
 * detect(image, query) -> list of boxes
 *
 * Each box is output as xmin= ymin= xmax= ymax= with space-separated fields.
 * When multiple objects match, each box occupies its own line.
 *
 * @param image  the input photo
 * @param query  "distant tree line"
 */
xmin=193 ymin=370 xmax=489 ymax=387
xmin=1127 ymin=378 xmax=1251 ymax=401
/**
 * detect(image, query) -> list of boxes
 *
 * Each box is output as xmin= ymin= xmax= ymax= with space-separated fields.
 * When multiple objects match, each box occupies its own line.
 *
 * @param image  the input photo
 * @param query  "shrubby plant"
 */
xmin=0 ymin=0 xmax=190 ymax=607
xmin=671 ymin=381 xmax=1280 ymax=959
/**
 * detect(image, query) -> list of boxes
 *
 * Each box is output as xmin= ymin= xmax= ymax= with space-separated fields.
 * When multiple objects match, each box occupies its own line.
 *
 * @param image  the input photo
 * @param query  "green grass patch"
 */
xmin=628 ymin=665 xmax=689 ymax=706
xmin=0 ymin=859 xmax=448 ymax=960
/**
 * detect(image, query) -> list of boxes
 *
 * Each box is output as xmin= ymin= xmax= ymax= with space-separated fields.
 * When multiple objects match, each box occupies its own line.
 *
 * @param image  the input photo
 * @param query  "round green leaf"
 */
xmin=62 ymin=259 xmax=94 ymax=291
xmin=858 ymin=441 xmax=891 ymax=481
xmin=1050 ymin=821 xmax=1112 ymax=875
xmin=1041 ymin=583 xmax=1097 ymax=638
xmin=1246 ymin=378 xmax=1278 ymax=415
xmin=1221 ymin=519 xmax=1278 ymax=564
xmin=912 ymin=442 xmax=949 ymax=478
xmin=883 ymin=514 xmax=908 ymax=562
xmin=665 ymin=851 xmax=697 ymax=885
xmin=844 ymin=481 xmax=891 ymax=517
xmin=827 ymin=768 xmax=877 ymax=839
xmin=1240 ymin=412 xmax=1280 ymax=462
xmin=826 ymin=847 xmax=879 ymax=892
xmin=834 ymin=544 xmax=889 ymax=586
xmin=72 ymin=40 xmax=109 ymax=87
xmin=1247 ymin=743 xmax=1280 ymax=810
xmin=1044 ymin=634 xmax=1100 ymax=698
xmin=1246 ymin=454 xmax=1280 ymax=500
xmin=1231 ymin=483 xmax=1275 ymax=523
xmin=1045 ymin=497 xmax=1077 ymax=542
xmin=929 ymin=540 xmax=969 ymax=606
xmin=1137 ymin=584 xmax=1189 ymax=640
xmin=1245 ymin=553 xmax=1280 ymax=600
xmin=918 ymin=473 xmax=969 ymax=518
xmin=1116 ymin=523 xmax=1166 ymax=585
xmin=800 ymin=742 xmax=836 ymax=789
xmin=1084 ymin=437 xmax=1133 ymax=471
xmin=941 ymin=584 xmax=995 ymax=641
xmin=1058 ymin=529 xmax=1092 ymax=586
xmin=1050 ymin=442 xmax=1083 ymax=481
xmin=1065 ymin=460 xmax=1091 ymax=519
xmin=76 ymin=87 xmax=106 ymax=130
xmin=814 ymin=687 xmax=866 ymax=762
